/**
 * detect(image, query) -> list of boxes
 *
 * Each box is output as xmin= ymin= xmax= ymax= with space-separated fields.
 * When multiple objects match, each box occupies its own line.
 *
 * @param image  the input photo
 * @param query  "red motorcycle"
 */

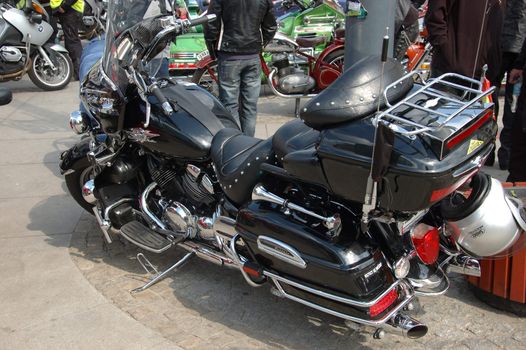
xmin=191 ymin=30 xmax=345 ymax=116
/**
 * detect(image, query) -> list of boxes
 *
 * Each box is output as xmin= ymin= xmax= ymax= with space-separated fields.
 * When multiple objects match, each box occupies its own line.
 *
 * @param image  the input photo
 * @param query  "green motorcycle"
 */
xmin=169 ymin=0 xmax=345 ymax=75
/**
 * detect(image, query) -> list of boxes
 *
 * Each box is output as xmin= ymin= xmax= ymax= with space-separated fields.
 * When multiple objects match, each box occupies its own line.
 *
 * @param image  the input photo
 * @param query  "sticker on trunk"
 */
xmin=467 ymin=139 xmax=484 ymax=155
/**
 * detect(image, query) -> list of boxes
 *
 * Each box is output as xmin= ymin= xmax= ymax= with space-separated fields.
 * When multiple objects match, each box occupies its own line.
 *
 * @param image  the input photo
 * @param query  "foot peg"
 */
xmin=131 ymin=251 xmax=195 ymax=294
xmin=120 ymin=220 xmax=176 ymax=253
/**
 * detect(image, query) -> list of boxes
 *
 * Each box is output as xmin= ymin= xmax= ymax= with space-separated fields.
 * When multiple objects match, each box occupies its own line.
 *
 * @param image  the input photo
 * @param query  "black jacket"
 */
xmin=426 ymin=0 xmax=504 ymax=79
xmin=204 ymin=0 xmax=277 ymax=57
xmin=501 ymin=0 xmax=526 ymax=53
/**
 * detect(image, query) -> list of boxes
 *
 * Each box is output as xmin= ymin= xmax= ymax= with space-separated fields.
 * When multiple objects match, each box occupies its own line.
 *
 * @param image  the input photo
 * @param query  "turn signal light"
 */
xmin=411 ymin=224 xmax=440 ymax=265
xmin=369 ymin=289 xmax=398 ymax=317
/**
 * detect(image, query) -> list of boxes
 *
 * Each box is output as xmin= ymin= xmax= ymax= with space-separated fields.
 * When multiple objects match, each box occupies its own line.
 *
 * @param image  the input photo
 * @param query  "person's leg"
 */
xmin=498 ymin=52 xmax=520 ymax=169
xmin=238 ymin=57 xmax=261 ymax=137
xmin=60 ymin=10 xmax=83 ymax=80
xmin=218 ymin=58 xmax=242 ymax=126
xmin=507 ymin=83 xmax=526 ymax=182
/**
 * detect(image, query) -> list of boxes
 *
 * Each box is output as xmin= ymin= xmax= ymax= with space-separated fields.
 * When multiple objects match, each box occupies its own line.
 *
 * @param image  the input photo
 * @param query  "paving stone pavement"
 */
xmin=2 ymin=76 xmax=523 ymax=350
xmin=70 ymin=212 xmax=526 ymax=350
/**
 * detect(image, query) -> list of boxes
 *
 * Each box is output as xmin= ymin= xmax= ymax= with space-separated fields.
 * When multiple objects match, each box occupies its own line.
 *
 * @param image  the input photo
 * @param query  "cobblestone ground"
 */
xmin=70 ymin=213 xmax=526 ymax=350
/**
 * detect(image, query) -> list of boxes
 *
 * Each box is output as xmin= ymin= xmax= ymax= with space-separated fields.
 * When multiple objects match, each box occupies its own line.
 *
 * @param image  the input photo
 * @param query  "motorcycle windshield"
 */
xmin=102 ymin=0 xmax=169 ymax=92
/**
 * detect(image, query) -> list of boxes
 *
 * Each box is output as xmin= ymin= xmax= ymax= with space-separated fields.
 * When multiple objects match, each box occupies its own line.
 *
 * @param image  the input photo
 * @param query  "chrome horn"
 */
xmin=252 ymin=185 xmax=341 ymax=232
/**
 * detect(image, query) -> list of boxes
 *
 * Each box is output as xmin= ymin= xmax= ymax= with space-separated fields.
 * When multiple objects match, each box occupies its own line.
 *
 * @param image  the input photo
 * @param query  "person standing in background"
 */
xmin=506 ymin=38 xmax=526 ymax=181
xmin=489 ymin=0 xmax=526 ymax=170
xmin=425 ymin=0 xmax=505 ymax=81
xmin=204 ymin=0 xmax=277 ymax=137
xmin=50 ymin=0 xmax=84 ymax=80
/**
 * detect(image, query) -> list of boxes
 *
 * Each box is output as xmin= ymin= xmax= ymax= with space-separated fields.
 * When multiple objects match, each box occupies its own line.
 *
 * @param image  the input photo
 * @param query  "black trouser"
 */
xmin=57 ymin=10 xmax=83 ymax=79
xmin=507 ymin=82 xmax=526 ymax=182
xmin=490 ymin=52 xmax=519 ymax=163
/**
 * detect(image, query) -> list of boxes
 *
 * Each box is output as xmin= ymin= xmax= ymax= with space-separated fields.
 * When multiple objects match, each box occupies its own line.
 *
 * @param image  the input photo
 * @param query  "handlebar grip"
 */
xmin=150 ymin=84 xmax=173 ymax=116
xmin=188 ymin=14 xmax=216 ymax=27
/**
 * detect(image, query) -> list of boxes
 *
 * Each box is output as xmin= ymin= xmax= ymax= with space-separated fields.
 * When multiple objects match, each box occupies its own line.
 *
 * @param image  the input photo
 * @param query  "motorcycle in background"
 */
xmin=169 ymin=0 xmax=344 ymax=75
xmin=192 ymin=29 xmax=345 ymax=116
xmin=0 ymin=0 xmax=72 ymax=90
xmin=61 ymin=1 xmax=526 ymax=339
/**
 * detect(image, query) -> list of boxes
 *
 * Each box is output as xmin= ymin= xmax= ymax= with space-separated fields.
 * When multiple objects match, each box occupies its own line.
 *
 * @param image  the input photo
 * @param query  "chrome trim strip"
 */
xmin=271 ymin=277 xmax=414 ymax=326
xmin=257 ymin=236 xmax=307 ymax=269
xmin=264 ymin=271 xmax=402 ymax=308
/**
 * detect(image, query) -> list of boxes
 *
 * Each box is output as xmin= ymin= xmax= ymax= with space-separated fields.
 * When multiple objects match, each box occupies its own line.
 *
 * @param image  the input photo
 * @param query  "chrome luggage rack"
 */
xmin=375 ymin=71 xmax=494 ymax=138
xmin=361 ymin=72 xmax=495 ymax=222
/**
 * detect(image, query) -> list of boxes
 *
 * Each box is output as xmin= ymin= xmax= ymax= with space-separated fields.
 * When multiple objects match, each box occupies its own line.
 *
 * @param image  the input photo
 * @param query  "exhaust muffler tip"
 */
xmin=387 ymin=313 xmax=428 ymax=339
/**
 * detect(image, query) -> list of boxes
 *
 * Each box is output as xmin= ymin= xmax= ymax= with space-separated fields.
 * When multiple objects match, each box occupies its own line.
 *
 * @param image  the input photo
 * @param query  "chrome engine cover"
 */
xmin=0 ymin=46 xmax=22 ymax=63
xmin=278 ymin=71 xmax=315 ymax=94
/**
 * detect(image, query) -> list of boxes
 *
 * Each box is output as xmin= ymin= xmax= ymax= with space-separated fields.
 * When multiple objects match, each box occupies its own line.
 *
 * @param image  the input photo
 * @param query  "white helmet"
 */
xmin=441 ymin=173 xmax=526 ymax=258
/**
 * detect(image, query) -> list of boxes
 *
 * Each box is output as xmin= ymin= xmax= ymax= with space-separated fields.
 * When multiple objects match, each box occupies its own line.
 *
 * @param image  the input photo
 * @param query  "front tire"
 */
xmin=29 ymin=50 xmax=73 ymax=91
xmin=65 ymin=157 xmax=95 ymax=214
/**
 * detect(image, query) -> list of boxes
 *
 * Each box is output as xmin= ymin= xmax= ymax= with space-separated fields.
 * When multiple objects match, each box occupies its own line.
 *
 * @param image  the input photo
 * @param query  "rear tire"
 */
xmin=65 ymin=157 xmax=95 ymax=214
xmin=29 ymin=50 xmax=73 ymax=91
xmin=191 ymin=62 xmax=219 ymax=97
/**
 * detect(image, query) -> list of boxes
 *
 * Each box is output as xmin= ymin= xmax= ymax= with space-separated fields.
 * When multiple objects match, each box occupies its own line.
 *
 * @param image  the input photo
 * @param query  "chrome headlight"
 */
xmin=69 ymin=111 xmax=90 ymax=134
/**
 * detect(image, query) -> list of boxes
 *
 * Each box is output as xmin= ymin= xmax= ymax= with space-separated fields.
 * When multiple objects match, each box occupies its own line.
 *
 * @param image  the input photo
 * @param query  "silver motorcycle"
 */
xmin=0 ymin=0 xmax=72 ymax=90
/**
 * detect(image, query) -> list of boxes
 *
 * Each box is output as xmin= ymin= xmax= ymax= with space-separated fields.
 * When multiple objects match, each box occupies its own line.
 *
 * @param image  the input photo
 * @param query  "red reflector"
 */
xmin=447 ymin=109 xmax=493 ymax=149
xmin=242 ymin=265 xmax=262 ymax=279
xmin=412 ymin=226 xmax=440 ymax=265
xmin=369 ymin=289 xmax=398 ymax=317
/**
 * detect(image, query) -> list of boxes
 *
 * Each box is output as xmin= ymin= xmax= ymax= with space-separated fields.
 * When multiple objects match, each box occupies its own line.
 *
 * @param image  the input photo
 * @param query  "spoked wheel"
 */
xmin=64 ymin=157 xmax=95 ymax=214
xmin=324 ymin=49 xmax=345 ymax=71
xmin=191 ymin=62 xmax=219 ymax=97
xmin=28 ymin=50 xmax=73 ymax=91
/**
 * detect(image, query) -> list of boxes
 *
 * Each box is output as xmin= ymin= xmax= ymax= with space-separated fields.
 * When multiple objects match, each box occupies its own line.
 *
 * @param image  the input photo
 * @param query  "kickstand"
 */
xmin=131 ymin=251 xmax=195 ymax=294
xmin=294 ymin=98 xmax=301 ymax=118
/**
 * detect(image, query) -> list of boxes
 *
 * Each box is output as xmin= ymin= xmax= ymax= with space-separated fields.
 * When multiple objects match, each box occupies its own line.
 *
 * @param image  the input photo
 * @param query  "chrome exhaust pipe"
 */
xmin=386 ymin=313 xmax=428 ymax=339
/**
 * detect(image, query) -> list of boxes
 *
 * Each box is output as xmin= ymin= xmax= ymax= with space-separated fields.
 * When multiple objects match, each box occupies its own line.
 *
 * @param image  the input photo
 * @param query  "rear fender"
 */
xmin=196 ymin=55 xmax=217 ymax=69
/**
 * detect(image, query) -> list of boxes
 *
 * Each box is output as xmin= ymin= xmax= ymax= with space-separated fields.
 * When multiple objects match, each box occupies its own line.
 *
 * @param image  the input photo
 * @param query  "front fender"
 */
xmin=44 ymin=43 xmax=69 ymax=54
xmin=59 ymin=134 xmax=107 ymax=175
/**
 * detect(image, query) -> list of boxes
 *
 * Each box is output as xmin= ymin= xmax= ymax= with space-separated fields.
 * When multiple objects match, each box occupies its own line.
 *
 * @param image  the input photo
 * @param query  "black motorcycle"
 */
xmin=60 ymin=0 xmax=526 ymax=340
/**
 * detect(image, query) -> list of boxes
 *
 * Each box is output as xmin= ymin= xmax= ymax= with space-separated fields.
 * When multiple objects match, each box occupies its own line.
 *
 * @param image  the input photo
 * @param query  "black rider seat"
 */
xmin=300 ymin=55 xmax=413 ymax=129
xmin=272 ymin=119 xmax=320 ymax=160
xmin=211 ymin=128 xmax=274 ymax=204
xmin=296 ymin=36 xmax=326 ymax=48
xmin=272 ymin=119 xmax=329 ymax=188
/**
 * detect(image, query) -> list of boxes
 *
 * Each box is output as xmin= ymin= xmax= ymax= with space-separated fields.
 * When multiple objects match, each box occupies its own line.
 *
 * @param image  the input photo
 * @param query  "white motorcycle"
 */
xmin=0 ymin=0 xmax=72 ymax=90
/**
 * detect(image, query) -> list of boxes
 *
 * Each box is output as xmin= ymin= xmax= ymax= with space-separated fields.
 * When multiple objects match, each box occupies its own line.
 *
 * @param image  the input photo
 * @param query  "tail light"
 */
xmin=369 ymin=289 xmax=398 ymax=317
xmin=446 ymin=109 xmax=493 ymax=150
xmin=411 ymin=223 xmax=440 ymax=265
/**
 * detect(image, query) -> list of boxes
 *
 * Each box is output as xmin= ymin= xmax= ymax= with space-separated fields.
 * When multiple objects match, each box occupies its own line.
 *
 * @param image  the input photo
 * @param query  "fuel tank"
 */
xmin=136 ymin=81 xmax=239 ymax=159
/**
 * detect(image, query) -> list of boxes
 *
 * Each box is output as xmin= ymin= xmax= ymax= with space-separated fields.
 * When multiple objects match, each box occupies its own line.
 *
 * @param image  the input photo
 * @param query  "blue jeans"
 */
xmin=218 ymin=56 xmax=261 ymax=137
